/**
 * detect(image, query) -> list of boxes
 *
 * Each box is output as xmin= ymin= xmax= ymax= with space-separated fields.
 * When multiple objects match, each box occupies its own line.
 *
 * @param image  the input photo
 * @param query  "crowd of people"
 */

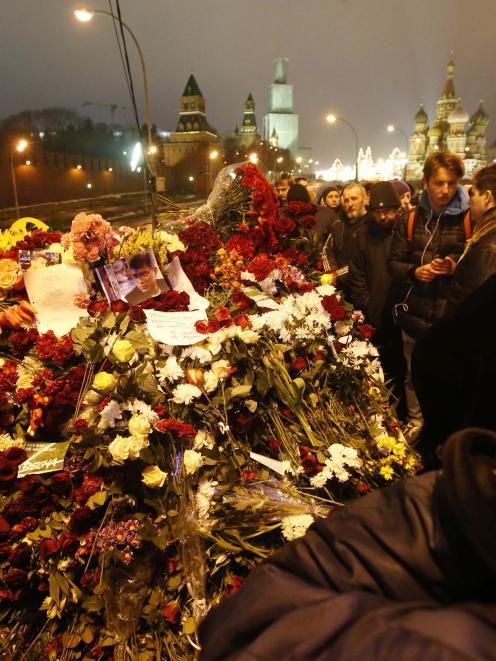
xmin=275 ymin=153 xmax=496 ymax=468
xmin=200 ymin=151 xmax=496 ymax=659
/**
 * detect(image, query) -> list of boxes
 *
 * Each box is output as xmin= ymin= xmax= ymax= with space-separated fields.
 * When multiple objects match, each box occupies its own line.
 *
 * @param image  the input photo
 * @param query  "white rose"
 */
xmin=128 ymin=435 xmax=149 ymax=459
xmin=92 ymin=372 xmax=118 ymax=392
xmin=236 ymin=328 xmax=260 ymax=344
xmin=183 ymin=449 xmax=203 ymax=475
xmin=128 ymin=413 xmax=152 ymax=439
xmin=194 ymin=430 xmax=215 ymax=450
xmin=108 ymin=435 xmax=132 ymax=464
xmin=211 ymin=360 xmax=231 ymax=380
xmin=112 ymin=339 xmax=136 ymax=362
xmin=141 ymin=465 xmax=168 ymax=488
xmin=203 ymin=371 xmax=219 ymax=393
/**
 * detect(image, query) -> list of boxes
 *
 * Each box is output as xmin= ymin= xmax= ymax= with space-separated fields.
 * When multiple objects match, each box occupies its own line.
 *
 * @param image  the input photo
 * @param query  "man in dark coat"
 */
xmin=199 ymin=427 xmax=496 ymax=660
xmin=388 ymin=151 xmax=469 ymax=438
xmin=349 ymin=181 xmax=406 ymax=416
xmin=412 ymin=272 xmax=496 ymax=468
xmin=324 ymin=182 xmax=370 ymax=297
xmin=445 ymin=163 xmax=496 ymax=315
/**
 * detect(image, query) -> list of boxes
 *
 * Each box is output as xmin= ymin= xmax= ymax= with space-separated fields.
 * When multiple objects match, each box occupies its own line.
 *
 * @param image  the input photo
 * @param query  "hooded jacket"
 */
xmin=388 ymin=185 xmax=469 ymax=339
xmin=445 ymin=206 xmax=496 ymax=315
xmin=199 ymin=428 xmax=496 ymax=661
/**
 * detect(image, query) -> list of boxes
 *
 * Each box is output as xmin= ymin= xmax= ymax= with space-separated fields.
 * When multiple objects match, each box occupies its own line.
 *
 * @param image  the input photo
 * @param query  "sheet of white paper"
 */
xmin=166 ymin=256 xmax=209 ymax=310
xmin=144 ymin=309 xmax=209 ymax=346
xmin=249 ymin=451 xmax=287 ymax=476
xmin=242 ymin=286 xmax=281 ymax=310
xmin=23 ymin=264 xmax=89 ymax=336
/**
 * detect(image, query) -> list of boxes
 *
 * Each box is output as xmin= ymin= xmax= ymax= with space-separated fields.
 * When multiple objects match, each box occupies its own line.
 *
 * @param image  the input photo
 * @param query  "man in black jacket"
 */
xmin=349 ymin=181 xmax=405 ymax=414
xmin=200 ymin=427 xmax=496 ymax=660
xmin=388 ymin=151 xmax=469 ymax=438
xmin=324 ymin=183 xmax=370 ymax=296
xmin=445 ymin=163 xmax=496 ymax=315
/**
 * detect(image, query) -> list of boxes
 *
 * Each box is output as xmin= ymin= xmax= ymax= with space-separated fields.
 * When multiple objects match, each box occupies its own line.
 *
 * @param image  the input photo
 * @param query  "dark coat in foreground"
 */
xmin=199 ymin=428 xmax=496 ymax=661
xmin=412 ymin=272 xmax=496 ymax=468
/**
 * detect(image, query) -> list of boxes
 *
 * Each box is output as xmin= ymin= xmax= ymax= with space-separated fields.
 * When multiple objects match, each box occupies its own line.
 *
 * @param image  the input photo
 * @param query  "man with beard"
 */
xmin=323 ymin=182 xmax=370 ymax=296
xmin=349 ymin=182 xmax=405 ymax=413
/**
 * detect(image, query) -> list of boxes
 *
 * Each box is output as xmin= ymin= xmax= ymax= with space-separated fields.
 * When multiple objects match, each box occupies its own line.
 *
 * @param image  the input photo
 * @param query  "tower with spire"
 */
xmin=263 ymin=58 xmax=299 ymax=154
xmin=238 ymin=93 xmax=261 ymax=149
xmin=162 ymin=73 xmax=219 ymax=192
xmin=406 ymin=60 xmax=489 ymax=180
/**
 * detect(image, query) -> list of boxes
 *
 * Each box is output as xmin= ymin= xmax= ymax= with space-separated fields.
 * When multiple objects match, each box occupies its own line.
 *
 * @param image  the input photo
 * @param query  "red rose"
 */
xmin=0 ymin=516 xmax=11 ymax=538
xmin=194 ymin=320 xmax=209 ymax=334
xmin=8 ymin=524 xmax=28 ymax=541
xmin=58 ymin=532 xmax=79 ymax=554
xmin=18 ymin=475 xmax=42 ymax=493
xmin=290 ymin=356 xmax=306 ymax=372
xmin=356 ymin=481 xmax=370 ymax=494
xmin=39 ymin=539 xmax=59 ymax=559
xmin=0 ymin=458 xmax=17 ymax=485
xmin=161 ymin=601 xmax=180 ymax=624
xmin=321 ymin=295 xmax=346 ymax=320
xmin=8 ymin=542 xmax=32 ymax=567
xmin=69 ymin=506 xmax=95 ymax=535
xmin=129 ymin=306 xmax=146 ymax=322
xmin=88 ymin=299 xmax=109 ymax=316
xmin=3 ymin=568 xmax=28 ymax=589
xmin=0 ymin=543 xmax=12 ymax=561
xmin=357 ymin=324 xmax=375 ymax=339
xmin=273 ymin=215 xmax=296 ymax=234
xmin=207 ymin=319 xmax=220 ymax=333
xmin=234 ymin=313 xmax=251 ymax=329
xmin=214 ymin=306 xmax=231 ymax=322
xmin=20 ymin=517 xmax=38 ymax=532
xmin=49 ymin=472 xmax=72 ymax=497
xmin=111 ymin=300 xmax=129 ymax=313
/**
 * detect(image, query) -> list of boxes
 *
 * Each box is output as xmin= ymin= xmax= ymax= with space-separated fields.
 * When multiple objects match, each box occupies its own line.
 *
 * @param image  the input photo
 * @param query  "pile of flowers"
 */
xmin=0 ymin=164 xmax=419 ymax=659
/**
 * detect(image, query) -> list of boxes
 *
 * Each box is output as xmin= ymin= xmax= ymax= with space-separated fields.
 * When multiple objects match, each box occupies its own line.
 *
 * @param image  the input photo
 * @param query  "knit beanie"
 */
xmin=287 ymin=184 xmax=311 ymax=203
xmin=391 ymin=180 xmax=411 ymax=197
xmin=368 ymin=181 xmax=401 ymax=210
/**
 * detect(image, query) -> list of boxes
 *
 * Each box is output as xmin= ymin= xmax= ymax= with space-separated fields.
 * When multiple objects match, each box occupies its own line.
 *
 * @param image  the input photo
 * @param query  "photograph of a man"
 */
xmin=124 ymin=249 xmax=168 ymax=305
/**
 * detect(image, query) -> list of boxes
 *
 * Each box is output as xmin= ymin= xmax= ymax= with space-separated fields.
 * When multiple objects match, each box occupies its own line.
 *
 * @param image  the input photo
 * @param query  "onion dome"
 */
xmin=414 ymin=104 xmax=428 ymax=123
xmin=470 ymin=101 xmax=489 ymax=126
xmin=428 ymin=124 xmax=442 ymax=138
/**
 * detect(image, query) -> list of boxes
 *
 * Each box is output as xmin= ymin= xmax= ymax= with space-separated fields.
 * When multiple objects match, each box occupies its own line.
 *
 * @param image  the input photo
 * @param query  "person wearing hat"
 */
xmin=200 ymin=426 xmax=496 ymax=660
xmin=392 ymin=179 xmax=414 ymax=215
xmin=349 ymin=182 xmax=406 ymax=412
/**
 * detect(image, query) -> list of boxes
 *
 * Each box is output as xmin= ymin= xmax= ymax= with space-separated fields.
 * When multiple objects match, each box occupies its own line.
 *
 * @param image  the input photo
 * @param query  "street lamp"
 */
xmin=206 ymin=149 xmax=219 ymax=191
xmin=387 ymin=124 xmax=409 ymax=178
xmin=326 ymin=113 xmax=359 ymax=182
xmin=74 ymin=7 xmax=153 ymax=150
xmin=10 ymin=139 xmax=28 ymax=219
xmin=249 ymin=152 xmax=258 ymax=164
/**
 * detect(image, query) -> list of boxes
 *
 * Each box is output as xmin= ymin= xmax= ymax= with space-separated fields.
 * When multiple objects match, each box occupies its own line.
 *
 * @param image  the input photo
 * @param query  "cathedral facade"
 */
xmin=406 ymin=61 xmax=489 ymax=180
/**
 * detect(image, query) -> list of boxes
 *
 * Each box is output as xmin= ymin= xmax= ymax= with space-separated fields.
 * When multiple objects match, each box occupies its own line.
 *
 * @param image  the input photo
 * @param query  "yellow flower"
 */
xmin=142 ymin=465 xmax=168 ymax=488
xmin=92 ymin=372 xmax=117 ymax=392
xmin=380 ymin=465 xmax=394 ymax=480
xmin=392 ymin=443 xmax=406 ymax=459
xmin=320 ymin=273 xmax=335 ymax=285
xmin=112 ymin=339 xmax=135 ymax=362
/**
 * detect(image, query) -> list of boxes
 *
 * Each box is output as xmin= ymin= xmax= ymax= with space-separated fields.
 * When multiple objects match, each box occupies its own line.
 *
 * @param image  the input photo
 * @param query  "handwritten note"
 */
xmin=166 ymin=257 xmax=209 ymax=310
xmin=23 ymin=264 xmax=88 ymax=336
xmin=144 ymin=309 xmax=209 ymax=346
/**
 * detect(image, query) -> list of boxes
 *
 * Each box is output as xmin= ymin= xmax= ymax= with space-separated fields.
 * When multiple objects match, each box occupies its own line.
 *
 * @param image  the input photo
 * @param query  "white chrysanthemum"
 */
xmin=281 ymin=514 xmax=314 ymax=541
xmin=124 ymin=399 xmax=158 ymax=422
xmin=316 ymin=283 xmax=337 ymax=297
xmin=98 ymin=400 xmax=123 ymax=430
xmin=0 ymin=434 xmax=24 ymax=452
xmin=195 ymin=479 xmax=218 ymax=519
xmin=182 ymin=346 xmax=213 ymax=364
xmin=183 ymin=449 xmax=203 ymax=475
xmin=310 ymin=444 xmax=361 ymax=487
xmin=157 ymin=231 xmax=186 ymax=253
xmin=158 ymin=356 xmax=184 ymax=383
xmin=235 ymin=328 xmax=260 ymax=344
xmin=171 ymin=383 xmax=202 ymax=405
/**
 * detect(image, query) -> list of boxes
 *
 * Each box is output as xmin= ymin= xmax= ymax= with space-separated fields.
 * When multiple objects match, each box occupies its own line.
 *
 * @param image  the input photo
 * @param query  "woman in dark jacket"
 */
xmin=199 ymin=427 xmax=496 ymax=660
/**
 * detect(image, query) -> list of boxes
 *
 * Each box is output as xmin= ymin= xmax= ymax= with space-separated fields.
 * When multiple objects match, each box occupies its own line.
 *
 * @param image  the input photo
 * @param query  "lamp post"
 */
xmin=387 ymin=124 xmax=409 ymax=179
xmin=206 ymin=149 xmax=219 ymax=192
xmin=75 ymin=8 xmax=153 ymax=149
xmin=10 ymin=139 xmax=28 ymax=219
xmin=326 ymin=114 xmax=359 ymax=182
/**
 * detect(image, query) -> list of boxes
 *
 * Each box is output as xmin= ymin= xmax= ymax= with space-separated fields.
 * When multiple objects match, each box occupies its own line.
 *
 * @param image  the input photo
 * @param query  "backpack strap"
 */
xmin=463 ymin=209 xmax=472 ymax=240
xmin=406 ymin=208 xmax=417 ymax=241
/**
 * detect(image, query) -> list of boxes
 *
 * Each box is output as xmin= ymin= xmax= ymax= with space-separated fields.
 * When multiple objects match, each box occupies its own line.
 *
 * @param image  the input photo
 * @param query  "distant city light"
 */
xmin=86 ymin=183 xmax=92 ymax=189
xmin=108 ymin=167 xmax=113 ymax=172
xmin=25 ymin=160 xmax=31 ymax=165
xmin=326 ymin=114 xmax=337 ymax=124
xmin=16 ymin=139 xmax=28 ymax=153
xmin=136 ymin=166 xmax=142 ymax=173
xmin=148 ymin=145 xmax=158 ymax=155
xmin=130 ymin=142 xmax=143 ymax=171
xmin=209 ymin=150 xmax=219 ymax=160
xmin=188 ymin=176 xmax=194 ymax=182
xmin=249 ymin=152 xmax=258 ymax=164
xmin=76 ymin=164 xmax=82 ymax=170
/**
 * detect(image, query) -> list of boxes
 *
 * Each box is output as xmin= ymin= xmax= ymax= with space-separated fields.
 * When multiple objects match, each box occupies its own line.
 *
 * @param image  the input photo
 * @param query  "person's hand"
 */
xmin=0 ymin=301 xmax=37 ymax=328
xmin=431 ymin=256 xmax=456 ymax=276
xmin=414 ymin=264 xmax=438 ymax=282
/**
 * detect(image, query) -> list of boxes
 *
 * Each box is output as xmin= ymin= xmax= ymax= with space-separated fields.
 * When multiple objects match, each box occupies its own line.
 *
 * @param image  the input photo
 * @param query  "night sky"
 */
xmin=2 ymin=0 xmax=495 ymax=167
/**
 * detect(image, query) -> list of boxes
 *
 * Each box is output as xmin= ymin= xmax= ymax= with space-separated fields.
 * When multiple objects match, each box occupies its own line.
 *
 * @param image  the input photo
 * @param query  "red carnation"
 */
xmin=3 ymin=568 xmax=28 ymax=589
xmin=39 ymin=538 xmax=59 ymax=559
xmin=321 ymin=294 xmax=346 ymax=320
xmin=290 ymin=356 xmax=306 ymax=372
xmin=161 ymin=601 xmax=180 ymax=624
xmin=234 ymin=313 xmax=251 ymax=329
xmin=155 ymin=418 xmax=196 ymax=438
xmin=8 ymin=542 xmax=32 ymax=567
xmin=214 ymin=306 xmax=231 ymax=322
xmin=194 ymin=320 xmax=209 ymax=334
xmin=49 ymin=472 xmax=72 ymax=497
xmin=273 ymin=215 xmax=296 ymax=235
xmin=207 ymin=319 xmax=220 ymax=333
xmin=88 ymin=299 xmax=109 ymax=316
xmin=2 ymin=447 xmax=27 ymax=467
xmin=357 ymin=324 xmax=375 ymax=339
xmin=58 ymin=532 xmax=79 ymax=554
